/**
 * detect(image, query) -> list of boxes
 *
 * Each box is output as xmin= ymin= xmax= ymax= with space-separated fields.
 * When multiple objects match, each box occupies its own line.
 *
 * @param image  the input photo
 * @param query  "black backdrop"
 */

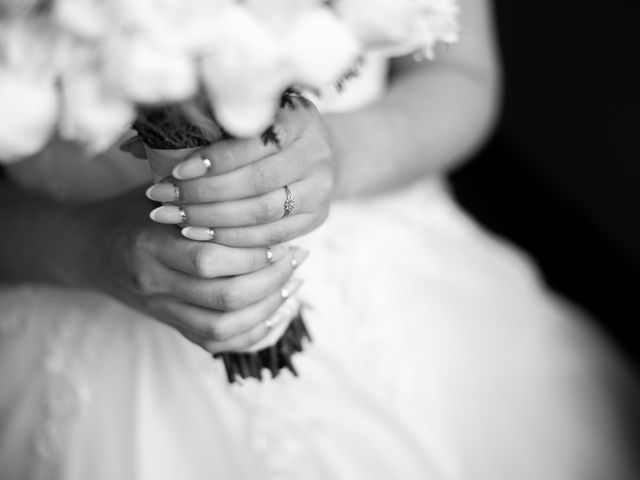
xmin=450 ymin=0 xmax=640 ymax=366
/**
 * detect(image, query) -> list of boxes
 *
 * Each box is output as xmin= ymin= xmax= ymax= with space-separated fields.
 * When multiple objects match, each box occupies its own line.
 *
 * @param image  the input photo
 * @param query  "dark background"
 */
xmin=449 ymin=0 xmax=640 ymax=368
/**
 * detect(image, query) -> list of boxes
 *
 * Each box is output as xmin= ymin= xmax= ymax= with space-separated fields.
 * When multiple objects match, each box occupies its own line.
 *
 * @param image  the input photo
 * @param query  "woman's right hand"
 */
xmin=78 ymin=187 xmax=307 ymax=353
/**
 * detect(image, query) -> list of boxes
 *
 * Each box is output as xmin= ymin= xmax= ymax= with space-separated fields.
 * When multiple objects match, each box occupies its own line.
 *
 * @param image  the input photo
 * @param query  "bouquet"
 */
xmin=0 ymin=0 xmax=459 ymax=382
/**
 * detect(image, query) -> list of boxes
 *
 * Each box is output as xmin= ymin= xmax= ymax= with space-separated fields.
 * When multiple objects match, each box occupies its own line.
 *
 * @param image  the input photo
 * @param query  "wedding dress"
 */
xmin=1 ymin=57 xmax=638 ymax=480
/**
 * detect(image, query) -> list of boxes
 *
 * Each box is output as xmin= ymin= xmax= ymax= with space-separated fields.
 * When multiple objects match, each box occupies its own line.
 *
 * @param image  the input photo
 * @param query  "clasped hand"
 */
xmin=91 ymin=97 xmax=335 ymax=354
xmin=147 ymin=95 xmax=335 ymax=246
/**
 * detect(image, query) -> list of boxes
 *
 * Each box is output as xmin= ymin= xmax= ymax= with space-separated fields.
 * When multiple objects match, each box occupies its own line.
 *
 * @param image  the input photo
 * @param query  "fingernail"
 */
xmin=172 ymin=157 xmax=212 ymax=180
xmin=146 ymin=183 xmax=181 ymax=203
xmin=181 ymin=227 xmax=215 ymax=241
xmin=291 ymin=248 xmax=310 ymax=269
xmin=281 ymin=277 xmax=304 ymax=299
xmin=270 ymin=298 xmax=301 ymax=328
xmin=268 ymin=308 xmax=291 ymax=329
xmin=267 ymin=243 xmax=290 ymax=264
xmin=149 ymin=205 xmax=187 ymax=224
xmin=282 ymin=297 xmax=300 ymax=313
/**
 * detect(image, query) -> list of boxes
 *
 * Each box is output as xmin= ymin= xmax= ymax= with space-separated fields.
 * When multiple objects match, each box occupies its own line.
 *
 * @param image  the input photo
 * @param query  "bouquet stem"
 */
xmin=215 ymin=313 xmax=312 ymax=382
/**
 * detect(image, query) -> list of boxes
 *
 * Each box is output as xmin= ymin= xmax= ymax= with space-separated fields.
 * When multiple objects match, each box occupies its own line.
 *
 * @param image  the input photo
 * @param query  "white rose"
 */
xmin=242 ymin=0 xmax=320 ymax=31
xmin=59 ymin=70 xmax=135 ymax=154
xmin=200 ymin=6 xmax=292 ymax=137
xmin=51 ymin=0 xmax=113 ymax=40
xmin=102 ymin=33 xmax=199 ymax=104
xmin=116 ymin=0 xmax=233 ymax=54
xmin=336 ymin=0 xmax=459 ymax=58
xmin=0 ymin=18 xmax=62 ymax=73
xmin=286 ymin=7 xmax=361 ymax=87
xmin=0 ymin=69 xmax=58 ymax=163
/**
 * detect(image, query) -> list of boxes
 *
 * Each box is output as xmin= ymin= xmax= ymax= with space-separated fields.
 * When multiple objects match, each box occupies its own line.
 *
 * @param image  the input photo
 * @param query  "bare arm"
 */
xmin=326 ymin=0 xmax=502 ymax=199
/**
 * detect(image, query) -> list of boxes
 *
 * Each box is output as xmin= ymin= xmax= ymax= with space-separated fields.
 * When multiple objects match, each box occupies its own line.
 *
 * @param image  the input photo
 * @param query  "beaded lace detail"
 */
xmin=232 ymin=374 xmax=314 ymax=480
xmin=34 ymin=316 xmax=99 ymax=461
xmin=0 ymin=287 xmax=33 ymax=335
xmin=0 ymin=287 xmax=102 ymax=464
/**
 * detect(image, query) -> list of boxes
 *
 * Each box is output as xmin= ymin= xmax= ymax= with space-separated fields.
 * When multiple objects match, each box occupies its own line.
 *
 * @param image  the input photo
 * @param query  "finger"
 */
xmin=149 ymin=114 xmax=322 ymax=205
xmin=156 ymin=240 xmax=291 ymax=278
xmin=171 ymin=138 xmax=275 ymax=180
xmin=169 ymin=97 xmax=310 ymax=182
xmin=167 ymin=248 xmax=308 ymax=311
xmin=162 ymin=277 xmax=304 ymax=345
xmin=171 ymin=180 xmax=323 ymax=229
xmin=206 ymin=211 xmax=327 ymax=248
xmin=148 ymin=297 xmax=217 ymax=345
xmin=205 ymin=295 xmax=302 ymax=354
xmin=148 ymin=180 xmax=315 ymax=228
xmin=241 ymin=297 xmax=301 ymax=353
xmin=172 ymin=147 xmax=307 ymax=203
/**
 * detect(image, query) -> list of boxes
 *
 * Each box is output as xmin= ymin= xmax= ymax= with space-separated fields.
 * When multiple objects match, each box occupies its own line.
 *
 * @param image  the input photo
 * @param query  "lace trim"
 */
xmin=0 ymin=287 xmax=34 ymax=335
xmin=232 ymin=374 xmax=315 ymax=480
xmin=33 ymin=307 xmax=100 ymax=461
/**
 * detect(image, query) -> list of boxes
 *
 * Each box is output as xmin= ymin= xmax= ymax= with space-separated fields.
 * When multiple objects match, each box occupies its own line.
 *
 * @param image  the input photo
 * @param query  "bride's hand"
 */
xmin=80 ymin=188 xmax=308 ymax=353
xmin=145 ymin=96 xmax=335 ymax=247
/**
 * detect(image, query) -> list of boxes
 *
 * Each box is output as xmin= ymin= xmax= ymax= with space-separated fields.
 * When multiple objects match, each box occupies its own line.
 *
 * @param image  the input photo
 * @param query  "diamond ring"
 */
xmin=282 ymin=185 xmax=296 ymax=218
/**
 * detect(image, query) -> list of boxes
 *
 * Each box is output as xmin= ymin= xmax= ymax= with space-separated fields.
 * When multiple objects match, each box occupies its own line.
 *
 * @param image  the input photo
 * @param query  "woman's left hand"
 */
xmin=146 ymin=96 xmax=336 ymax=247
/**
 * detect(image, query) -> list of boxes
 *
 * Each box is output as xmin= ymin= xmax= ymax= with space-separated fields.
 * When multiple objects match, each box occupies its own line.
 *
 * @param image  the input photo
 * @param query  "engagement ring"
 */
xmin=282 ymin=185 xmax=296 ymax=218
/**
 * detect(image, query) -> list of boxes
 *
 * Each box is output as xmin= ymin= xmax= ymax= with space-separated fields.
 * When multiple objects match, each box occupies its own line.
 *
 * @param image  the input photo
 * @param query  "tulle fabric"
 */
xmin=1 ymin=56 xmax=638 ymax=480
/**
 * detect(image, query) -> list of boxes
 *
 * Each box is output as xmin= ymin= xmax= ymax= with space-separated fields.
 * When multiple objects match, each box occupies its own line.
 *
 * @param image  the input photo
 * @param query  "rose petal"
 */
xmin=0 ymin=69 xmax=58 ymax=163
xmin=200 ymin=6 xmax=291 ymax=137
xmin=59 ymin=71 xmax=135 ymax=154
xmin=286 ymin=8 xmax=361 ymax=87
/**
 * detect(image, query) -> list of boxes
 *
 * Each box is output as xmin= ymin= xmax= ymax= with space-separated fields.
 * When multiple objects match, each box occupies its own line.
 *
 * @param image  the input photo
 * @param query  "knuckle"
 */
xmin=188 ymin=244 xmax=216 ymax=278
xmin=255 ymin=199 xmax=279 ymax=224
xmin=267 ymin=223 xmax=291 ymax=245
xmin=207 ymin=320 xmax=228 ymax=343
xmin=213 ymin=141 xmax=237 ymax=167
xmin=130 ymin=270 xmax=160 ymax=294
xmin=251 ymin=164 xmax=278 ymax=192
xmin=130 ymin=229 xmax=152 ymax=257
xmin=192 ymin=183 xmax=210 ymax=202
xmin=217 ymin=285 xmax=245 ymax=311
xmin=250 ymin=249 xmax=264 ymax=271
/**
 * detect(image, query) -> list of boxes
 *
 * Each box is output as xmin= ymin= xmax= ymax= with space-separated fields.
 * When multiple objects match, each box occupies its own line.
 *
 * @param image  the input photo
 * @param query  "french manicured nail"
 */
xmin=149 ymin=205 xmax=186 ymax=224
xmin=145 ymin=183 xmax=181 ymax=202
xmin=172 ymin=157 xmax=212 ymax=180
xmin=269 ymin=298 xmax=298 ymax=328
xmin=181 ymin=227 xmax=215 ymax=241
xmin=281 ymin=277 xmax=304 ymax=299
xmin=267 ymin=243 xmax=290 ymax=264
xmin=291 ymin=248 xmax=310 ymax=269
xmin=268 ymin=308 xmax=291 ymax=329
